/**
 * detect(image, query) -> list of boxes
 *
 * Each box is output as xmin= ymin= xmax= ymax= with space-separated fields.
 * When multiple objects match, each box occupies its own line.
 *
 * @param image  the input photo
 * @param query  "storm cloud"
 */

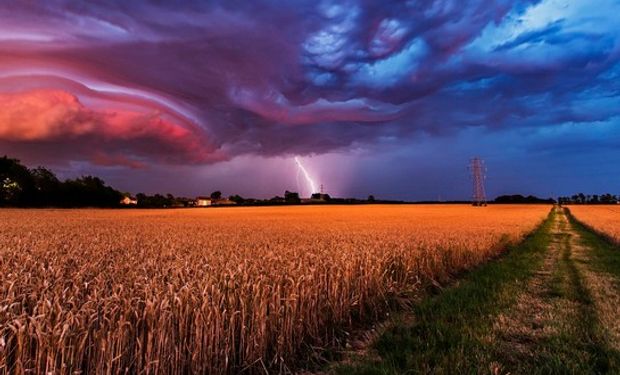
xmin=1 ymin=0 xmax=619 ymax=198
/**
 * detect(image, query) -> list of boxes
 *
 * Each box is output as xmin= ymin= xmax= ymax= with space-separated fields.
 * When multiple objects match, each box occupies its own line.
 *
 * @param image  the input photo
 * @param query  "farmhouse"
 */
xmin=120 ymin=196 xmax=138 ymax=205
xmin=196 ymin=196 xmax=212 ymax=206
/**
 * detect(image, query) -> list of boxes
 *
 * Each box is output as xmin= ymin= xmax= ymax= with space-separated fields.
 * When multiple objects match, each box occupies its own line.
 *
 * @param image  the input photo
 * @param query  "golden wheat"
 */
xmin=0 ymin=204 xmax=549 ymax=374
xmin=568 ymin=205 xmax=620 ymax=243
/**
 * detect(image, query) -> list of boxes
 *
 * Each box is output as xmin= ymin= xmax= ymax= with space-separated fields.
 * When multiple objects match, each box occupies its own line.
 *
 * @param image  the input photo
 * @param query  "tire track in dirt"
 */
xmin=489 ymin=208 xmax=570 ymax=368
xmin=567 ymin=212 xmax=620 ymax=353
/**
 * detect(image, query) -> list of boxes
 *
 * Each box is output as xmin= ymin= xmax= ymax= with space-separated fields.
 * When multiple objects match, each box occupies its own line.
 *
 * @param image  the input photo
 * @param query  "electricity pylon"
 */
xmin=469 ymin=157 xmax=487 ymax=206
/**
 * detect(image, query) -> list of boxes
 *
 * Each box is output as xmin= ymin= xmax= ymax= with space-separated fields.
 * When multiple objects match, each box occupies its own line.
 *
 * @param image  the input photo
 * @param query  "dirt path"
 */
xmin=489 ymin=209 xmax=569 ymax=366
xmin=489 ymin=208 xmax=620 ymax=372
xmin=569 ymin=215 xmax=620 ymax=352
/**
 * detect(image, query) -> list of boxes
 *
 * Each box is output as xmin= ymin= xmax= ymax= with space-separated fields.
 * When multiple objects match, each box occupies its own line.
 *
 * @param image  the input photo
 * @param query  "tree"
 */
xmin=0 ymin=156 xmax=36 ymax=206
xmin=61 ymin=176 xmax=123 ymax=207
xmin=1 ymin=155 xmax=128 ymax=207
xmin=368 ymin=195 xmax=375 ymax=202
xmin=284 ymin=190 xmax=300 ymax=204
xmin=601 ymin=193 xmax=617 ymax=204
xmin=210 ymin=191 xmax=222 ymax=200
xmin=136 ymin=193 xmax=174 ymax=208
xmin=31 ymin=167 xmax=61 ymax=206
xmin=578 ymin=193 xmax=586 ymax=204
xmin=229 ymin=194 xmax=245 ymax=204
xmin=1 ymin=177 xmax=22 ymax=205
xmin=311 ymin=193 xmax=331 ymax=201
xmin=493 ymin=194 xmax=554 ymax=204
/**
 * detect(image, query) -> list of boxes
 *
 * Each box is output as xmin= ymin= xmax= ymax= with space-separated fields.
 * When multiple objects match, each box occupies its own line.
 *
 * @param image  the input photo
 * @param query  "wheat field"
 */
xmin=568 ymin=205 xmax=620 ymax=244
xmin=0 ymin=205 xmax=549 ymax=374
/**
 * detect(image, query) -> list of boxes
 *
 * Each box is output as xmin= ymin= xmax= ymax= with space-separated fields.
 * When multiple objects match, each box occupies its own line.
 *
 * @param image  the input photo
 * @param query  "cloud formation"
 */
xmin=0 ymin=0 xmax=619 ymax=173
xmin=0 ymin=89 xmax=221 ymax=167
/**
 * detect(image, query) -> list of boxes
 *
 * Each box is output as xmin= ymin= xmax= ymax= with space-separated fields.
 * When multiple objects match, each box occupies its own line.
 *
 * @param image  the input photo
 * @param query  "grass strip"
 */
xmin=566 ymin=208 xmax=620 ymax=280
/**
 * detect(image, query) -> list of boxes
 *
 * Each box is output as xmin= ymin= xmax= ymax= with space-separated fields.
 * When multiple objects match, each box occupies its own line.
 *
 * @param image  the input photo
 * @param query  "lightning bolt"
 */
xmin=294 ymin=156 xmax=317 ymax=196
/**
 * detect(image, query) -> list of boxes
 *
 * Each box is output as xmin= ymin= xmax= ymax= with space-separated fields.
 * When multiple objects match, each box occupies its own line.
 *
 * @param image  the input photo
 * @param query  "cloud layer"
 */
xmin=1 ymin=0 xmax=619 ymax=196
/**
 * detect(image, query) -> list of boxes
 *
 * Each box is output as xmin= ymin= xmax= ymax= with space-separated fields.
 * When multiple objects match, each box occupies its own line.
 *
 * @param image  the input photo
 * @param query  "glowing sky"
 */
xmin=1 ymin=0 xmax=619 ymax=199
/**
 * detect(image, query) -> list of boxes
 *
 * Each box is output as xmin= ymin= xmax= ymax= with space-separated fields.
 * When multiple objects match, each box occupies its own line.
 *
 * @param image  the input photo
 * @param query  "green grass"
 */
xmin=566 ymin=208 xmax=620 ymax=280
xmin=334 ymin=209 xmax=556 ymax=374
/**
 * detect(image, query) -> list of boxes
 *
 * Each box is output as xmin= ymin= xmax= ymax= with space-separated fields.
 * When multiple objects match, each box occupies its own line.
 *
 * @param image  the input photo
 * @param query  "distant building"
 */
xmin=120 ymin=196 xmax=138 ymax=205
xmin=196 ymin=197 xmax=212 ymax=206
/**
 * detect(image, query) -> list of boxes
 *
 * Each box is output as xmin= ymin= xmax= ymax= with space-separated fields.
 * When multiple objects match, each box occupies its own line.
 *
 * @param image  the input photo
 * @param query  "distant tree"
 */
xmin=154 ymin=194 xmax=168 ymax=207
xmin=136 ymin=193 xmax=147 ymax=205
xmin=601 ymin=193 xmax=617 ymax=204
xmin=31 ymin=167 xmax=60 ymax=190
xmin=578 ymin=193 xmax=586 ymax=204
xmin=60 ymin=176 xmax=122 ymax=207
xmin=368 ymin=195 xmax=375 ymax=202
xmin=311 ymin=193 xmax=331 ymax=201
xmin=229 ymin=194 xmax=245 ymax=204
xmin=0 ymin=156 xmax=36 ymax=206
xmin=134 ymin=192 xmax=179 ymax=208
xmin=493 ymin=194 xmax=554 ymax=204
xmin=210 ymin=191 xmax=222 ymax=200
xmin=30 ymin=167 xmax=61 ymax=206
xmin=1 ymin=176 xmax=22 ymax=205
xmin=284 ymin=190 xmax=301 ymax=204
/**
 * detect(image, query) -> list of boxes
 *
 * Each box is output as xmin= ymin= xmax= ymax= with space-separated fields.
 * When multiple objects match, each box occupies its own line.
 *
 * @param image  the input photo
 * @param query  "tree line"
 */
xmin=558 ymin=193 xmax=619 ymax=205
xmin=1 ymin=156 xmax=123 ymax=207
xmin=12 ymin=155 xmax=604 ymax=209
xmin=0 ymin=156 xmax=341 ymax=208
xmin=0 ymin=156 xmax=211 ymax=208
xmin=493 ymin=194 xmax=555 ymax=204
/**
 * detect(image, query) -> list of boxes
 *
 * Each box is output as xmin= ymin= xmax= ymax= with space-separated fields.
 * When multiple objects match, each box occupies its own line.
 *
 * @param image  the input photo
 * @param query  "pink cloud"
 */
xmin=0 ymin=89 xmax=224 ymax=167
xmin=0 ymin=90 xmax=94 ymax=141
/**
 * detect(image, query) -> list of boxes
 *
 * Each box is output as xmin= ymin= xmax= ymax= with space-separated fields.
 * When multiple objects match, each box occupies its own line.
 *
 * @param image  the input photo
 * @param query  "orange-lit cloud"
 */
xmin=0 ymin=89 xmax=223 ymax=167
xmin=0 ymin=90 xmax=93 ymax=141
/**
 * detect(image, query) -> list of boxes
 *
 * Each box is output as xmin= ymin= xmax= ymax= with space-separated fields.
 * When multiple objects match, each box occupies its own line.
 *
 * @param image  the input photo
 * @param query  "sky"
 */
xmin=1 ymin=0 xmax=619 ymax=200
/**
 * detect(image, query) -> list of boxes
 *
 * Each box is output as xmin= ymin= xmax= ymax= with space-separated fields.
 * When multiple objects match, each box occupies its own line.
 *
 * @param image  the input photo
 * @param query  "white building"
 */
xmin=120 ymin=196 xmax=138 ymax=205
xmin=196 ymin=197 xmax=212 ymax=206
